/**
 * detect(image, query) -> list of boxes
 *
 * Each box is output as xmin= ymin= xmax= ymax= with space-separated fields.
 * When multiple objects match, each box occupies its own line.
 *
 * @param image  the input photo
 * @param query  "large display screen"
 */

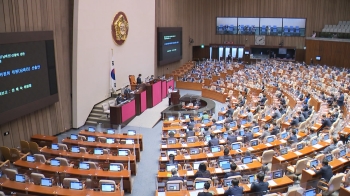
xmin=157 ymin=27 xmax=182 ymax=66
xmin=0 ymin=31 xmax=58 ymax=125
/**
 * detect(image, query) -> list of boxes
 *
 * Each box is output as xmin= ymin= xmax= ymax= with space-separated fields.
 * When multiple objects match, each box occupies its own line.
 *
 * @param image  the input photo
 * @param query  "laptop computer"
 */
xmin=127 ymin=130 xmax=136 ymax=135
xmin=218 ymin=116 xmax=224 ymax=121
xmin=187 ymin=137 xmax=195 ymax=143
xmin=70 ymin=181 xmax=83 ymax=190
xmin=310 ymin=160 xmax=318 ymax=168
xmin=101 ymin=184 xmax=115 ymax=192
xmin=168 ymin=138 xmax=176 ymax=144
xmin=250 ymin=139 xmax=259 ymax=147
xmin=70 ymin=134 xmax=78 ymax=140
xmin=125 ymin=139 xmax=134 ymax=144
xmin=51 ymin=143 xmax=59 ymax=150
xmin=198 ymin=112 xmax=203 ymax=117
xmin=231 ymin=143 xmax=241 ymax=150
xmin=106 ymin=138 xmax=115 ymax=144
xmin=205 ymin=135 xmax=211 ymax=142
xmin=26 ymin=155 xmax=35 ymax=162
xmin=280 ymin=148 xmax=288 ymax=155
xmin=167 ymin=150 xmax=177 ymax=156
xmin=266 ymin=136 xmax=275 ymax=143
xmin=297 ymin=143 xmax=304 ymax=150
xmin=71 ymin=146 xmax=80 ymax=153
xmin=15 ymin=174 xmax=25 ymax=183
xmin=166 ymin=164 xmax=178 ymax=172
xmin=203 ymin=119 xmax=210 ymax=123
xmin=311 ymin=138 xmax=318 ymax=146
xmin=223 ymin=178 xmax=231 ymax=187
xmin=87 ymin=136 xmax=95 ymax=142
xmin=252 ymin=126 xmax=259 ymax=133
xmin=107 ymin=129 xmax=115 ymax=134
xmin=184 ymin=114 xmax=190 ymax=119
xmin=303 ymin=188 xmax=316 ymax=196
xmin=50 ymin=159 xmax=60 ymax=166
xmin=195 ymin=181 xmax=206 ymax=190
xmin=211 ymin=146 xmax=221 ymax=153
xmin=41 ymin=178 xmax=52 ymax=187
xmin=79 ymin=162 xmax=90 ymax=170
xmin=219 ymin=160 xmax=231 ymax=170
xmin=92 ymin=148 xmax=103 ymax=155
xmin=248 ymin=175 xmax=255 ymax=183
xmin=167 ymin=183 xmax=180 ymax=191
xmin=230 ymin=121 xmax=236 ymax=128
xmin=109 ymin=163 xmax=121 ymax=171
xmin=340 ymin=149 xmax=346 ymax=157
xmin=241 ymin=120 xmax=247 ymax=125
xmin=216 ymin=124 xmax=223 ymax=130
xmin=223 ymin=132 xmax=228 ymax=139
xmin=325 ymin=154 xmax=333 ymax=162
xmin=280 ymin=132 xmax=288 ymax=139
xmin=189 ymin=148 xmax=199 ymax=155
xmin=88 ymin=127 xmax=95 ymax=132
xmin=323 ymin=134 xmax=329 ymax=141
xmin=242 ymin=157 xmax=253 ymax=164
xmin=238 ymin=130 xmax=245 ymax=136
xmin=168 ymin=116 xmax=175 ymax=121
xmin=118 ymin=149 xmax=129 ymax=156
xmin=272 ymin=170 xmax=283 ymax=179
xmin=221 ymin=107 xmax=225 ymax=111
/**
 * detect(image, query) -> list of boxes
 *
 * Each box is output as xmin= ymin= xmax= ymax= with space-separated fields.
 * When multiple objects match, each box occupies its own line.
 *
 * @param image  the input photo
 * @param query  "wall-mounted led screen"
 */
xmin=216 ymin=17 xmax=238 ymax=34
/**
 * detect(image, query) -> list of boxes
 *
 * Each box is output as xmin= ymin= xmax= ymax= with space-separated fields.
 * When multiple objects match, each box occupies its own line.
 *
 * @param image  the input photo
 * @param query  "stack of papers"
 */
xmin=182 ymin=144 xmax=188 ymax=147
xmin=267 ymin=180 xmax=277 ymax=186
xmin=247 ymin=147 xmax=254 ymax=151
xmin=280 ymin=139 xmax=287 ymax=143
xmin=161 ymin=157 xmax=168 ymax=161
xmin=294 ymin=151 xmax=302 ymax=156
xmin=216 ymin=188 xmax=225 ymax=194
xmin=339 ymin=157 xmax=347 ymax=163
xmin=313 ymin=144 xmax=323 ymax=149
xmin=187 ymin=171 xmax=194 ymax=176
xmin=161 ymin=145 xmax=167 ymax=148
xmin=215 ymin=168 xmax=223 ymax=173
xmin=276 ymin=156 xmax=285 ymax=161
xmin=184 ymin=155 xmax=191 ymax=159
xmin=265 ymin=143 xmax=272 ymax=147
xmin=219 ymin=139 xmax=225 ymax=143
xmin=306 ymin=169 xmax=315 ymax=175
xmin=207 ymin=153 xmax=213 ymax=157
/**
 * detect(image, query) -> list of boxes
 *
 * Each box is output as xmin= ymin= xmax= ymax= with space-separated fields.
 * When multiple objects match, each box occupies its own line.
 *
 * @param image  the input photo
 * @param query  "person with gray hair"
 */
xmin=168 ymin=168 xmax=183 ymax=181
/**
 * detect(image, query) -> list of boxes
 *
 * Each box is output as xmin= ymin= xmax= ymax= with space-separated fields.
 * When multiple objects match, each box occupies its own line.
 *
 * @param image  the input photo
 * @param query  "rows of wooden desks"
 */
xmin=155 ymin=176 xmax=294 ymax=196
xmin=0 ymin=178 xmax=123 ymax=196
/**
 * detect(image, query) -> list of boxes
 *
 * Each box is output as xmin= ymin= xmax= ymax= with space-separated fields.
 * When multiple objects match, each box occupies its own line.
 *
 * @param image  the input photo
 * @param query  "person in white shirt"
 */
xmin=168 ymin=86 xmax=173 ymax=106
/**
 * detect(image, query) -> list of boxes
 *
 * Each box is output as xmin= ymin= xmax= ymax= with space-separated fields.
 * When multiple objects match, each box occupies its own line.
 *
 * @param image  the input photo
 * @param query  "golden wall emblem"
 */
xmin=111 ymin=12 xmax=129 ymax=45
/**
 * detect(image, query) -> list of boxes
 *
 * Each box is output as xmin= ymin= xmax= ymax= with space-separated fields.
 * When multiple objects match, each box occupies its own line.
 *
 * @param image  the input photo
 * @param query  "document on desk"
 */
xmin=215 ymin=168 xmax=223 ymax=173
xmin=189 ymin=190 xmax=201 ymax=196
xmin=157 ymin=192 xmax=166 ymax=196
xmin=161 ymin=157 xmax=168 ymax=161
xmin=280 ymin=139 xmax=287 ymax=143
xmin=294 ymin=151 xmax=302 ymax=156
xmin=213 ymin=130 xmax=222 ymax=133
xmin=276 ymin=156 xmax=285 ymax=161
xmin=265 ymin=143 xmax=272 ymax=147
xmin=207 ymin=153 xmax=213 ymax=157
xmin=182 ymin=144 xmax=188 ymax=147
xmin=219 ymin=139 xmax=225 ymax=143
xmin=184 ymin=155 xmax=191 ymax=159
xmin=247 ymin=147 xmax=254 ymax=151
xmin=325 ymin=139 xmax=331 ymax=143
xmin=267 ymin=180 xmax=277 ymax=186
xmin=297 ymin=135 xmax=301 ymax=139
xmin=246 ymin=184 xmax=251 ymax=188
xmin=183 ymin=126 xmax=187 ymax=129
xmin=187 ymin=171 xmax=194 ymax=176
xmin=216 ymin=188 xmax=225 ymax=194
xmin=306 ymin=169 xmax=315 ymax=175
xmin=339 ymin=157 xmax=347 ymax=163
xmin=313 ymin=144 xmax=323 ymax=149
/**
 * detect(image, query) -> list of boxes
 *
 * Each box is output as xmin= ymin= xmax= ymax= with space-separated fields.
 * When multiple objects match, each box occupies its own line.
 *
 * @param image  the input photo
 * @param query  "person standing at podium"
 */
xmin=168 ymin=86 xmax=173 ymax=106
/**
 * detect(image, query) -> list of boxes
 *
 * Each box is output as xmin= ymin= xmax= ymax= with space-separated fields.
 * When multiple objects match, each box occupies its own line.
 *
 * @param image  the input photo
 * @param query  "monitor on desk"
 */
xmin=198 ymin=112 xmax=203 ymax=117
xmin=340 ymin=149 xmax=346 ymax=157
xmin=94 ymin=148 xmax=103 ymax=155
xmin=87 ymin=136 xmax=95 ymax=142
xmin=107 ymin=129 xmax=115 ymax=134
xmin=184 ymin=114 xmax=190 ymax=119
xmin=230 ymin=121 xmax=236 ymax=128
xmin=280 ymin=132 xmax=288 ymax=139
xmin=15 ymin=174 xmax=25 ymax=183
xmin=187 ymin=137 xmax=195 ymax=143
xmin=203 ymin=119 xmax=210 ymax=124
xmin=266 ymin=136 xmax=275 ymax=143
xmin=195 ymin=181 xmax=206 ymax=190
xmin=125 ymin=139 xmax=134 ymax=144
xmin=70 ymin=134 xmax=78 ymax=140
xmin=250 ymin=139 xmax=259 ymax=147
xmin=101 ymin=184 xmax=115 ymax=192
xmin=118 ymin=149 xmax=129 ymax=156
xmin=168 ymin=116 xmax=175 ymax=121
xmin=219 ymin=160 xmax=230 ymax=170
xmin=239 ymin=130 xmax=245 ymax=136
xmin=218 ymin=116 xmax=224 ymax=121
xmin=167 ymin=150 xmax=177 ymax=156
xmin=106 ymin=138 xmax=115 ymax=144
xmin=325 ymin=154 xmax=333 ymax=162
xmin=223 ymin=132 xmax=228 ymax=139
xmin=211 ymin=146 xmax=221 ymax=153
xmin=189 ymin=148 xmax=199 ymax=155
xmin=109 ymin=163 xmax=121 ymax=171
xmin=251 ymin=126 xmax=259 ymax=134
xmin=168 ymin=138 xmax=176 ymax=144
xmin=50 ymin=159 xmax=60 ymax=166
xmin=166 ymin=164 xmax=178 ymax=172
xmin=88 ymin=127 xmax=95 ymax=132
xmin=303 ymin=188 xmax=316 ymax=196
xmin=297 ymin=143 xmax=304 ymax=150
xmin=223 ymin=178 xmax=231 ymax=187
xmin=51 ymin=143 xmax=59 ymax=150
xmin=205 ymin=135 xmax=211 ymax=142
xmin=71 ymin=146 xmax=80 ymax=153
xmin=242 ymin=156 xmax=253 ymax=164
xmin=70 ymin=181 xmax=83 ymax=190
xmin=280 ymin=148 xmax=288 ymax=155
xmin=241 ymin=119 xmax=247 ymax=125
xmin=167 ymin=183 xmax=180 ymax=191
xmin=272 ymin=170 xmax=283 ymax=179
xmin=193 ymin=162 xmax=206 ymax=170
xmin=248 ymin=175 xmax=255 ymax=183
xmin=79 ymin=162 xmax=90 ymax=170
xmin=310 ymin=160 xmax=318 ymax=168
xmin=26 ymin=155 xmax=35 ymax=162
xmin=41 ymin=178 xmax=52 ymax=187
xmin=232 ymin=143 xmax=241 ymax=150
xmin=127 ymin=130 xmax=136 ymax=135
xmin=323 ymin=134 xmax=329 ymax=141
xmin=216 ymin=124 xmax=223 ymax=130
xmin=311 ymin=138 xmax=318 ymax=146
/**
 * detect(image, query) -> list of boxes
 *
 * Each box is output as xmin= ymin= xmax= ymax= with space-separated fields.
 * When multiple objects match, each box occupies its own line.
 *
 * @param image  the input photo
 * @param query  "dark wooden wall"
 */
xmin=0 ymin=0 xmax=72 ymax=147
xmin=306 ymin=39 xmax=350 ymax=68
xmin=156 ymin=0 xmax=350 ymax=75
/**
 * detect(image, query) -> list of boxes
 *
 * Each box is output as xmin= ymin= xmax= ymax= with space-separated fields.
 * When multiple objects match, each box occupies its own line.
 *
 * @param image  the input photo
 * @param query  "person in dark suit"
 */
xmin=259 ymin=94 xmax=267 ymax=106
xmin=337 ymin=91 xmax=344 ymax=108
xmin=226 ymin=131 xmax=237 ymax=144
xmin=168 ymin=168 xmax=183 ymax=181
xmin=289 ymin=116 xmax=299 ymax=127
xmin=308 ymin=105 xmax=313 ymax=116
xmin=115 ymin=93 xmax=125 ymax=105
xmin=186 ymin=126 xmax=195 ymax=137
xmin=218 ymin=148 xmax=233 ymax=162
xmin=226 ymin=105 xmax=234 ymax=117
xmin=194 ymin=163 xmax=211 ymax=179
xmin=313 ymin=158 xmax=333 ymax=182
xmin=270 ymin=121 xmax=280 ymax=136
xmin=194 ymin=99 xmax=201 ymax=107
xmin=224 ymin=163 xmax=241 ymax=178
xmin=124 ymin=85 xmax=132 ymax=98
xmin=197 ymin=182 xmax=213 ymax=196
xmin=224 ymin=178 xmax=243 ymax=196
xmin=244 ymin=128 xmax=254 ymax=143
xmin=286 ymin=129 xmax=298 ymax=144
xmin=188 ymin=117 xmax=196 ymax=127
xmin=208 ymin=133 xmax=219 ymax=147
xmin=297 ymin=111 xmax=305 ymax=122
xmin=320 ymin=114 xmax=332 ymax=132
xmin=136 ymin=74 xmax=142 ymax=84
xmin=302 ymin=107 xmax=309 ymax=119
xmin=250 ymin=173 xmax=269 ymax=195
xmin=202 ymin=126 xmax=211 ymax=136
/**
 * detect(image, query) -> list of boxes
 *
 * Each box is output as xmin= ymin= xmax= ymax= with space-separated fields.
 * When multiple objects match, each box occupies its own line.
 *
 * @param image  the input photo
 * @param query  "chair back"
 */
xmin=98 ymin=137 xmax=107 ymax=143
xmin=102 ymin=103 xmax=109 ymax=112
xmin=194 ymin=178 xmax=212 ymax=189
xmin=0 ymin=146 xmax=11 ymax=161
xmin=227 ymin=175 xmax=242 ymax=182
xmin=31 ymin=173 xmax=45 ymax=185
xmin=78 ymin=135 xmax=86 ymax=141
xmin=4 ymin=168 xmax=18 ymax=181
xmin=58 ymin=143 xmax=68 ymax=151
xmin=34 ymin=154 xmax=46 ymax=163
xmin=129 ymin=75 xmax=136 ymax=85
xmin=328 ymin=173 xmax=345 ymax=192
xmin=79 ymin=147 xmax=87 ymax=153
xmin=63 ymin=178 xmax=79 ymax=189
xmin=29 ymin=142 xmax=41 ymax=154
xmin=260 ymin=150 xmax=275 ymax=164
xmin=166 ymin=180 xmax=183 ymax=190
xmin=295 ymin=158 xmax=308 ymax=175
xmin=9 ymin=148 xmax=21 ymax=162
xmin=20 ymin=141 xmax=30 ymax=153
xmin=55 ymin=157 xmax=69 ymax=166
xmin=0 ymin=191 xmax=5 ymax=196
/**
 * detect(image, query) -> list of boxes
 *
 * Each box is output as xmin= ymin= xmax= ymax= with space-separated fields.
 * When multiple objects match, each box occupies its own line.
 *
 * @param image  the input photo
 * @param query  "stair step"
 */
xmin=85 ymin=121 xmax=97 ymax=125
xmin=90 ymin=113 xmax=102 ymax=118
xmin=87 ymin=117 xmax=101 ymax=121
xmin=92 ymin=109 xmax=104 ymax=113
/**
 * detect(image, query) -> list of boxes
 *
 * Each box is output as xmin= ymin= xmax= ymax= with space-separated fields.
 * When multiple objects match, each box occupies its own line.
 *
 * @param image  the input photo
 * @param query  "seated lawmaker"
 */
xmin=224 ymin=179 xmax=243 ymax=196
xmin=218 ymin=148 xmax=233 ymax=162
xmin=115 ymin=93 xmax=126 ymax=105
xmin=313 ymin=158 xmax=333 ymax=182
xmin=197 ymin=182 xmax=213 ymax=196
xmin=168 ymin=168 xmax=183 ymax=181
xmin=297 ymin=111 xmax=305 ymax=122
xmin=322 ymin=137 xmax=338 ymax=154
xmin=226 ymin=130 xmax=237 ymax=144
xmin=208 ymin=133 xmax=219 ymax=147
xmin=186 ymin=126 xmax=195 ymax=137
xmin=250 ymin=173 xmax=269 ymax=195
xmin=320 ymin=114 xmax=332 ymax=132
xmin=124 ymin=85 xmax=132 ymax=96
xmin=224 ymin=163 xmax=241 ymax=178
xmin=286 ymin=129 xmax=298 ymax=144
xmin=289 ymin=116 xmax=299 ymax=127
xmin=194 ymin=163 xmax=211 ymax=178
xmin=271 ymin=107 xmax=281 ymax=120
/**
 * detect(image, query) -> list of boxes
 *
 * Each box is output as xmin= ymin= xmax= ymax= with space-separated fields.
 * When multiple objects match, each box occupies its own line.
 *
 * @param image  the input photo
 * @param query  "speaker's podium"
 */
xmin=170 ymin=90 xmax=180 ymax=105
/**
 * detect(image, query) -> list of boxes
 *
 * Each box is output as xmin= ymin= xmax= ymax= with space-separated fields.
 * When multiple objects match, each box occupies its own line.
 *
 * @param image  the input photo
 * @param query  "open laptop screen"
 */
xmin=252 ymin=126 xmax=259 ymax=133
xmin=205 ymin=135 xmax=211 ymax=142
xmin=242 ymin=157 xmax=252 ymax=164
xmin=340 ymin=149 xmax=346 ymax=157
xmin=70 ymin=134 xmax=78 ymax=140
xmin=250 ymin=139 xmax=258 ymax=147
xmin=297 ymin=143 xmax=304 ymax=150
xmin=71 ymin=146 xmax=80 ymax=153
xmin=195 ymin=181 xmax=206 ymax=190
xmin=168 ymin=116 xmax=175 ymax=121
xmin=266 ymin=136 xmax=275 ymax=143
xmin=218 ymin=116 xmax=224 ymax=121
xmin=87 ymin=136 xmax=95 ymax=142
xmin=241 ymin=120 xmax=247 ymax=125
xmin=325 ymin=154 xmax=333 ymax=162
xmin=203 ymin=119 xmax=210 ymax=123
xmin=167 ymin=183 xmax=180 ymax=191
xmin=50 ymin=159 xmax=60 ymax=166
xmin=249 ymin=175 xmax=255 ymax=183
xmin=101 ymin=184 xmax=115 ymax=192
xmin=88 ymin=127 xmax=95 ymax=132
xmin=41 ymin=178 xmax=52 ymax=187
xmin=281 ymin=132 xmax=288 ymax=139
xmin=94 ymin=148 xmax=103 ymax=155
xmin=26 ymin=155 xmax=35 ymax=162
xmin=127 ymin=130 xmax=136 ymax=135
xmin=70 ymin=181 xmax=83 ymax=190
xmin=231 ymin=143 xmax=241 ymax=150
xmin=107 ymin=129 xmax=115 ymax=134
xmin=184 ymin=114 xmax=190 ymax=119
xmin=110 ymin=163 xmax=121 ymax=171
xmin=51 ymin=143 xmax=59 ymax=150
xmin=167 ymin=150 xmax=177 ymax=156
xmin=272 ymin=170 xmax=283 ymax=179
xmin=310 ymin=160 xmax=318 ymax=168
xmin=230 ymin=121 xmax=236 ymax=127
xmin=106 ymin=138 xmax=115 ymax=144
xmin=125 ymin=139 xmax=134 ymax=144
xmin=118 ymin=149 xmax=129 ymax=156
xmin=211 ymin=146 xmax=221 ymax=153
xmin=15 ymin=174 xmax=25 ymax=183
xmin=189 ymin=148 xmax=199 ymax=155
xmin=303 ymin=188 xmax=316 ymax=196
xmin=311 ymin=139 xmax=318 ymax=146
xmin=219 ymin=160 xmax=230 ymax=170
xmin=323 ymin=134 xmax=329 ymax=141
xmin=280 ymin=148 xmax=288 ymax=155
xmin=166 ymin=164 xmax=178 ymax=172
xmin=79 ymin=162 xmax=90 ymax=170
